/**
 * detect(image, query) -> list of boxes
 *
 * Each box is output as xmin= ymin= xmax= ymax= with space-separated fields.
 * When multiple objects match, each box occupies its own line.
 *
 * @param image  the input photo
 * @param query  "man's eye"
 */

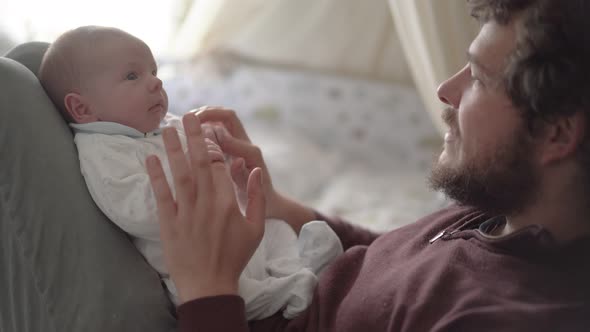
xmin=126 ymin=72 xmax=138 ymax=80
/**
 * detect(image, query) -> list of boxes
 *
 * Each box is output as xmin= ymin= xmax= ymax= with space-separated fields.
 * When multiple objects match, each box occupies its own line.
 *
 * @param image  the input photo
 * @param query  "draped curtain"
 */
xmin=389 ymin=0 xmax=478 ymax=132
xmin=172 ymin=0 xmax=479 ymax=134
xmin=172 ymin=0 xmax=413 ymax=84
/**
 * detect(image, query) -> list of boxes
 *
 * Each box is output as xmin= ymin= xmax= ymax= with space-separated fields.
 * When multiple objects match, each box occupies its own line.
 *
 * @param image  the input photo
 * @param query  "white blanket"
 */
xmin=71 ymin=115 xmax=343 ymax=319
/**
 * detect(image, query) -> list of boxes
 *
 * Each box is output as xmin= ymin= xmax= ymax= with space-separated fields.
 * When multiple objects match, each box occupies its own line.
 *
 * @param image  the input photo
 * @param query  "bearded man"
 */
xmin=146 ymin=0 xmax=590 ymax=331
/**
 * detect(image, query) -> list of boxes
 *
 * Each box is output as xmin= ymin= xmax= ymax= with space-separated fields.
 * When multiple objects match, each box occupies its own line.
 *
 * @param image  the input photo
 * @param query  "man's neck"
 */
xmin=504 ymin=179 xmax=590 ymax=244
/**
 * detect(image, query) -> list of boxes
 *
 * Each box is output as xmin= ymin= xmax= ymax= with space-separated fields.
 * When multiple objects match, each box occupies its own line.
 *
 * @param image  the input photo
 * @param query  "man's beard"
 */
xmin=429 ymin=109 xmax=540 ymax=216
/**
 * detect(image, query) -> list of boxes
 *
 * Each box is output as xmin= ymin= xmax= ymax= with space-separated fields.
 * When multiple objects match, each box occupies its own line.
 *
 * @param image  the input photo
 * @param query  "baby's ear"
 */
xmin=64 ymin=92 xmax=96 ymax=123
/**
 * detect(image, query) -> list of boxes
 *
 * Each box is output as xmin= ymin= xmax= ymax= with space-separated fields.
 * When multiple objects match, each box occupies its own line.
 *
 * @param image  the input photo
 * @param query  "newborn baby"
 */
xmin=38 ymin=25 xmax=343 ymax=320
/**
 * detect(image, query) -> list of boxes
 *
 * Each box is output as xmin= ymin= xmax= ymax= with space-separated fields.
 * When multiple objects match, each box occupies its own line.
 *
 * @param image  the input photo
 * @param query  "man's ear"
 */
xmin=539 ymin=112 xmax=586 ymax=165
xmin=64 ymin=92 xmax=97 ymax=123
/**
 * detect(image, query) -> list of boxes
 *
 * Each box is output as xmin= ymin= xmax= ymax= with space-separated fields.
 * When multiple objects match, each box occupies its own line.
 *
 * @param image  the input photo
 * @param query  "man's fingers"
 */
xmin=230 ymin=158 xmax=249 ymax=191
xmin=216 ymin=134 xmax=264 ymax=169
xmin=245 ymin=168 xmax=266 ymax=235
xmin=201 ymin=123 xmax=219 ymax=145
xmin=161 ymin=127 xmax=196 ymax=215
xmin=146 ymin=155 xmax=177 ymax=228
xmin=182 ymin=113 xmax=215 ymax=200
xmin=196 ymin=107 xmax=252 ymax=142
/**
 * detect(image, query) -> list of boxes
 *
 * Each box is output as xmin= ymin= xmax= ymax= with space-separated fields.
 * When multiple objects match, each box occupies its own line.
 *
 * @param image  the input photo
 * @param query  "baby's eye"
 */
xmin=126 ymin=72 xmax=139 ymax=80
xmin=152 ymin=69 xmax=158 ymax=76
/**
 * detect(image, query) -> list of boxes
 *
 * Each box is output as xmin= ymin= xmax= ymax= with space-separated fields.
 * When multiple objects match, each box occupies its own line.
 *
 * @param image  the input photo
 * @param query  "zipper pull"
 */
xmin=429 ymin=230 xmax=447 ymax=244
xmin=429 ymin=229 xmax=459 ymax=244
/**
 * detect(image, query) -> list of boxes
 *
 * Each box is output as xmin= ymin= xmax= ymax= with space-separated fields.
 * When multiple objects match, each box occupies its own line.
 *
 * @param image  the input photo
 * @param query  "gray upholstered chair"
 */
xmin=0 ymin=42 xmax=177 ymax=332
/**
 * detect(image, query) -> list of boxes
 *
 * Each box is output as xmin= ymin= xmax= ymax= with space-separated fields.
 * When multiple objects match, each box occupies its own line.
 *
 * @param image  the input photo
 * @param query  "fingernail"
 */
xmin=257 ymin=168 xmax=263 ymax=185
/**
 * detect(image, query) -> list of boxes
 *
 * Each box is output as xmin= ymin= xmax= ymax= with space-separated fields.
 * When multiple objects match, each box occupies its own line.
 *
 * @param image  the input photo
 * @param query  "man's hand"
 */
xmin=196 ymin=106 xmax=317 ymax=233
xmin=146 ymin=113 xmax=265 ymax=303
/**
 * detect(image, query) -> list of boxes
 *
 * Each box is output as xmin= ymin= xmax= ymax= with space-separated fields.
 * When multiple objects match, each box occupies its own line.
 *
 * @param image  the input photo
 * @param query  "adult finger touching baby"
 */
xmin=146 ymin=112 xmax=266 ymax=304
xmin=195 ymin=108 xmax=278 ymax=210
xmin=199 ymin=120 xmax=249 ymax=207
xmin=195 ymin=107 xmax=317 ymax=234
xmin=200 ymin=122 xmax=226 ymax=165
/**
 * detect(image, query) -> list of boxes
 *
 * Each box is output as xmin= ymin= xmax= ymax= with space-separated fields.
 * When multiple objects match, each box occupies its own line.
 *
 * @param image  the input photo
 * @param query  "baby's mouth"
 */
xmin=149 ymin=103 xmax=164 ymax=112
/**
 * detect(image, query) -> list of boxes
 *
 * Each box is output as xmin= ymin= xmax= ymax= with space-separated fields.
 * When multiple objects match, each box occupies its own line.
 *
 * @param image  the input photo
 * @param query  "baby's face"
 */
xmin=81 ymin=32 xmax=168 ymax=133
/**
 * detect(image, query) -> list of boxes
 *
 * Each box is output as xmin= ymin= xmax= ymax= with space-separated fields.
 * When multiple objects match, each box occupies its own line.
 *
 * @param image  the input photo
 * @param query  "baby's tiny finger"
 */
xmin=205 ymin=138 xmax=225 ymax=163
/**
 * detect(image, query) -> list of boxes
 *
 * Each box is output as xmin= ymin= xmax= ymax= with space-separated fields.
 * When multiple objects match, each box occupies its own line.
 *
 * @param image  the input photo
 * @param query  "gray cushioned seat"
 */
xmin=0 ymin=42 xmax=177 ymax=332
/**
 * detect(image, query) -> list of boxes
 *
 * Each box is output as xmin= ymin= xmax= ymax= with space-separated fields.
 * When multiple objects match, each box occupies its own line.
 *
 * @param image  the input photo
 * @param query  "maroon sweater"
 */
xmin=177 ymin=205 xmax=590 ymax=331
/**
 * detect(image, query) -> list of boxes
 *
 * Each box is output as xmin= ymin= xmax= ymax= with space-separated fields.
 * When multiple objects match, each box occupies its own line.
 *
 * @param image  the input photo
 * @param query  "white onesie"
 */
xmin=70 ymin=114 xmax=343 ymax=320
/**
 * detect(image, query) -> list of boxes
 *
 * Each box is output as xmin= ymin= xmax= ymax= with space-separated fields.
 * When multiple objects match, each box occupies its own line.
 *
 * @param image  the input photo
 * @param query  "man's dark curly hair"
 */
xmin=468 ymin=0 xmax=590 ymax=172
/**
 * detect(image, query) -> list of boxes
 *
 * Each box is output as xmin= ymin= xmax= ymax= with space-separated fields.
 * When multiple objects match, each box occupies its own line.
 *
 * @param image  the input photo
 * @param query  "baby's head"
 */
xmin=39 ymin=26 xmax=168 ymax=133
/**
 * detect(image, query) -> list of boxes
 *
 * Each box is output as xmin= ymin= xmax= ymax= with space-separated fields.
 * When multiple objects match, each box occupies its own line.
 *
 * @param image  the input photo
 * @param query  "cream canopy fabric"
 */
xmin=172 ymin=0 xmax=413 ymax=84
xmin=389 ymin=0 xmax=478 ymax=133
xmin=172 ymin=0 xmax=479 ymax=134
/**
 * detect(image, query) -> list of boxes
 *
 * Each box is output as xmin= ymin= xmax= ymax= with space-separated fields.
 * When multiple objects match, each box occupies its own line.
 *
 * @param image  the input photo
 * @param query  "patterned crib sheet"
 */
xmin=161 ymin=57 xmax=449 ymax=232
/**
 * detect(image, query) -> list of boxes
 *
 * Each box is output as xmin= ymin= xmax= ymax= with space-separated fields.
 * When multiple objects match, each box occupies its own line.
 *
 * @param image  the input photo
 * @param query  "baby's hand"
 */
xmin=201 ymin=122 xmax=228 ymax=146
xmin=204 ymin=137 xmax=224 ymax=163
xmin=201 ymin=123 xmax=227 ymax=162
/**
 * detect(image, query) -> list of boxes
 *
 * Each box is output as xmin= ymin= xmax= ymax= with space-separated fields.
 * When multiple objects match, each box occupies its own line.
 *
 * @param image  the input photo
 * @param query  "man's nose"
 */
xmin=437 ymin=65 xmax=467 ymax=110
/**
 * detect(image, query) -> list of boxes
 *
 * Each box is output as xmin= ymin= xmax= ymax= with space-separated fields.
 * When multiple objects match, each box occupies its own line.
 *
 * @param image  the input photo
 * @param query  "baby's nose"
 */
xmin=150 ymin=76 xmax=163 ymax=91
